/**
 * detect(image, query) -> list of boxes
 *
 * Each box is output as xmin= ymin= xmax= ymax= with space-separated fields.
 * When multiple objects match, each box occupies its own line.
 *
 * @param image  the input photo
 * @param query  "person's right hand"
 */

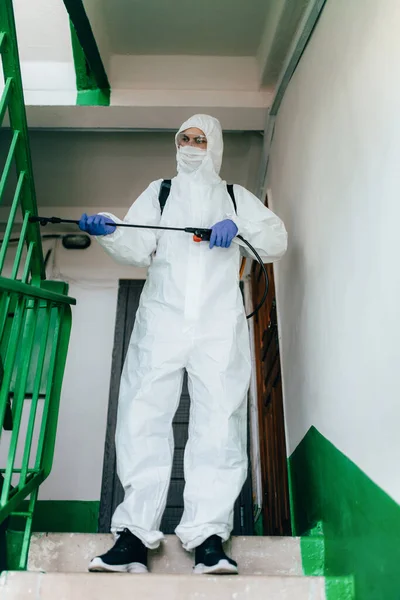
xmin=78 ymin=213 xmax=116 ymax=236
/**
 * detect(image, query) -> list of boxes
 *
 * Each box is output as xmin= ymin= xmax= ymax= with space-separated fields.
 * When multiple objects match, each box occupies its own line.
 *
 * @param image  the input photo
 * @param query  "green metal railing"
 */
xmin=0 ymin=0 xmax=75 ymax=570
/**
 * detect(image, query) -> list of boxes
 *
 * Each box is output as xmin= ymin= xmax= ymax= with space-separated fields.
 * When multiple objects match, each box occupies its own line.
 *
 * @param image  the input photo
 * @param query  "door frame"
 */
xmin=98 ymin=279 xmax=145 ymax=533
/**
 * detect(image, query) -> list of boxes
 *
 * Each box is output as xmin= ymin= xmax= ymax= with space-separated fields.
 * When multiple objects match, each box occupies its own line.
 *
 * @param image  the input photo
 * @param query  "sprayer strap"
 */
xmin=158 ymin=180 xmax=237 ymax=215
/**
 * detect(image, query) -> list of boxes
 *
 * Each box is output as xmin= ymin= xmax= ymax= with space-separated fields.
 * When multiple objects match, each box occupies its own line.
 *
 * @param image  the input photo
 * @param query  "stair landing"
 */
xmin=28 ymin=533 xmax=303 ymax=576
xmin=0 ymin=534 xmax=328 ymax=599
xmin=1 ymin=572 xmax=327 ymax=600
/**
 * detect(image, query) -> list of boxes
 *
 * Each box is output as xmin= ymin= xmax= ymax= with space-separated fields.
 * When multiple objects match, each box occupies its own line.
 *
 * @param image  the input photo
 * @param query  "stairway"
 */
xmin=0 ymin=534 xmax=327 ymax=599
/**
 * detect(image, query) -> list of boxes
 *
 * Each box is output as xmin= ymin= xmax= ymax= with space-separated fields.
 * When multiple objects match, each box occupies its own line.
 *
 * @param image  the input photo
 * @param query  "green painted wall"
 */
xmin=33 ymin=500 xmax=100 ymax=532
xmin=70 ymin=24 xmax=110 ymax=106
xmin=7 ymin=501 xmax=100 ymax=570
xmin=11 ymin=500 xmax=99 ymax=533
xmin=289 ymin=427 xmax=400 ymax=600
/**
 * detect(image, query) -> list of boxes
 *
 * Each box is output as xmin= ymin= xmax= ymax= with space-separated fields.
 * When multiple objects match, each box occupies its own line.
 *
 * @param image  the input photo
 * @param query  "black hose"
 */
xmin=44 ymin=248 xmax=53 ymax=270
xmin=237 ymin=235 xmax=269 ymax=320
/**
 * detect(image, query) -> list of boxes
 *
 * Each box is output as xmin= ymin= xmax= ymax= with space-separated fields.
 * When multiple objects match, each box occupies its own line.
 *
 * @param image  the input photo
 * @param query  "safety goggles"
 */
xmin=177 ymin=132 xmax=208 ymax=147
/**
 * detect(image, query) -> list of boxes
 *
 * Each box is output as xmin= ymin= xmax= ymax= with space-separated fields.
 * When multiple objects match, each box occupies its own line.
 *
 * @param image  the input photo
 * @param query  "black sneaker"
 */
xmin=88 ymin=529 xmax=148 ymax=574
xmin=194 ymin=535 xmax=238 ymax=575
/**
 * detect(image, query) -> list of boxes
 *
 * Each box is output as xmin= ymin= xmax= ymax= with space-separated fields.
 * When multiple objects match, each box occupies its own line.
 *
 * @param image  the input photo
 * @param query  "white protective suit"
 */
xmin=98 ymin=115 xmax=287 ymax=551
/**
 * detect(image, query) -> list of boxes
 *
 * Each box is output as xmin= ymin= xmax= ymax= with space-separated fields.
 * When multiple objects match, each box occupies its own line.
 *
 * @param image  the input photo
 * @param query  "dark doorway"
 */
xmin=99 ymin=279 xmax=254 ymax=535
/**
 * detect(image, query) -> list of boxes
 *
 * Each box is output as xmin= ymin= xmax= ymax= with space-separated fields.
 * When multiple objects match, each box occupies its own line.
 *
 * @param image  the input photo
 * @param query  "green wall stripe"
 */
xmin=290 ymin=426 xmax=400 ymax=600
xmin=65 ymin=0 xmax=109 ymax=88
xmin=10 ymin=500 xmax=100 ymax=533
xmin=325 ymin=577 xmax=355 ymax=600
xmin=300 ymin=534 xmax=324 ymax=576
xmin=33 ymin=500 xmax=100 ymax=532
xmin=75 ymin=87 xmax=110 ymax=107
xmin=7 ymin=500 xmax=100 ymax=569
xmin=66 ymin=1 xmax=110 ymax=106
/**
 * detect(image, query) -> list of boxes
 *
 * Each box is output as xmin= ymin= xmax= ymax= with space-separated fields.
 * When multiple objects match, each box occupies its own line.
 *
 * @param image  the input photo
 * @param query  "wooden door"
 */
xmin=251 ymin=262 xmax=291 ymax=535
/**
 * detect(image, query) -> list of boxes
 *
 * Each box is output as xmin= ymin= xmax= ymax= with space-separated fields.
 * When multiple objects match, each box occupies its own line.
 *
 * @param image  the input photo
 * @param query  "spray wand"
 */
xmin=29 ymin=216 xmax=268 ymax=319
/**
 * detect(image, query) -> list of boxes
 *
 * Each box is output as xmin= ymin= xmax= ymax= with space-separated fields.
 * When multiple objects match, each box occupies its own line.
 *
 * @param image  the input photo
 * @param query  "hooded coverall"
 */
xmin=97 ymin=114 xmax=288 ymax=551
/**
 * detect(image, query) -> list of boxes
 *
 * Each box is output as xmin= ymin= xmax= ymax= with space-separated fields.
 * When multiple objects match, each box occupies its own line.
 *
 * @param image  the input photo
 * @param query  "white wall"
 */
xmin=39 ymin=240 xmax=146 ymax=501
xmin=5 ymin=131 xmax=261 ymax=501
xmin=268 ymin=0 xmax=400 ymax=502
xmin=25 ymin=131 xmax=262 ymax=207
xmin=0 ymin=239 xmax=143 ymax=500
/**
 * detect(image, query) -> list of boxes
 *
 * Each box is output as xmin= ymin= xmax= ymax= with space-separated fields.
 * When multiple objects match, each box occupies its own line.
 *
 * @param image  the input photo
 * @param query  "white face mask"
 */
xmin=177 ymin=145 xmax=207 ymax=173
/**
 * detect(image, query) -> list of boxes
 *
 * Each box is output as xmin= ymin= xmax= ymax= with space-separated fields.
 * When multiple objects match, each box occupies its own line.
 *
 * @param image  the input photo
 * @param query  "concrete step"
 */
xmin=28 ymin=534 xmax=303 ymax=576
xmin=1 ymin=572 xmax=327 ymax=600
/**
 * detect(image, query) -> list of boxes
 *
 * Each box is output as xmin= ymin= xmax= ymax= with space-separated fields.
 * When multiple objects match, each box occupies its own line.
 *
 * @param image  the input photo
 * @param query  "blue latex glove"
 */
xmin=209 ymin=219 xmax=238 ymax=249
xmin=78 ymin=213 xmax=116 ymax=236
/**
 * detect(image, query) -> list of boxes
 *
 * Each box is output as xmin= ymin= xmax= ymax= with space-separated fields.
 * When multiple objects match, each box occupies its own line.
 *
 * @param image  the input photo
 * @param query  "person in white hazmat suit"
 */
xmin=79 ymin=114 xmax=287 ymax=575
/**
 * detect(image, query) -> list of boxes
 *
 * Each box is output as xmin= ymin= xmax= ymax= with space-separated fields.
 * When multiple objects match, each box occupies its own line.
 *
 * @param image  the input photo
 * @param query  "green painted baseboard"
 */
xmin=5 ymin=501 xmax=99 ymax=570
xmin=76 ymin=88 xmax=110 ymax=106
xmin=11 ymin=500 xmax=100 ymax=533
xmin=34 ymin=500 xmax=100 ymax=532
xmin=289 ymin=426 xmax=400 ymax=599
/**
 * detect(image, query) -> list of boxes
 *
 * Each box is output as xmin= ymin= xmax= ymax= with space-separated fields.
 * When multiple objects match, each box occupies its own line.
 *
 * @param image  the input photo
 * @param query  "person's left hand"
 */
xmin=209 ymin=219 xmax=238 ymax=249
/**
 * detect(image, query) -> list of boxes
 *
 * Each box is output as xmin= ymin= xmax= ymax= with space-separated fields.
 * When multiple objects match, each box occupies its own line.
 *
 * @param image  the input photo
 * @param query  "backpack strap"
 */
xmin=159 ymin=180 xmax=237 ymax=216
xmin=159 ymin=179 xmax=172 ymax=214
xmin=226 ymin=184 xmax=237 ymax=214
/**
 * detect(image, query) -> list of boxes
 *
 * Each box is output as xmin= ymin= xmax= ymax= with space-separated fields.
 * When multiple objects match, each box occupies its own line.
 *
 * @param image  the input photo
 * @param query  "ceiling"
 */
xmin=95 ymin=0 xmax=271 ymax=56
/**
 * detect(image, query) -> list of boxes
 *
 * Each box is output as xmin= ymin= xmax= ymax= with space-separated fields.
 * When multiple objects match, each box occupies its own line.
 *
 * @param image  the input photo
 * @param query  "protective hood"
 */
xmin=175 ymin=114 xmax=224 ymax=183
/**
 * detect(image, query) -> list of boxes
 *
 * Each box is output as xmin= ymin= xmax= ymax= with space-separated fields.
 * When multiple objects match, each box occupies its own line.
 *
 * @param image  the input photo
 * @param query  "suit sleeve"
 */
xmin=96 ymin=180 xmax=162 ymax=268
xmin=227 ymin=185 xmax=288 ymax=262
